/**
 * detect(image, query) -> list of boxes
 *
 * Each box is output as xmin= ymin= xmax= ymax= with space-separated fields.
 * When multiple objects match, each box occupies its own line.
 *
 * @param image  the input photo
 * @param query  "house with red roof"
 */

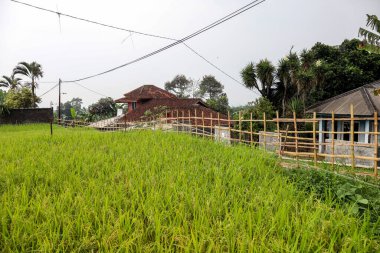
xmin=114 ymin=84 xmax=228 ymax=126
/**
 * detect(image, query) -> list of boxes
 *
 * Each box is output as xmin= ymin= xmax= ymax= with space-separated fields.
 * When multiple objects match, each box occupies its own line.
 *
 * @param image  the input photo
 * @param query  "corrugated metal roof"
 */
xmin=306 ymin=80 xmax=380 ymax=116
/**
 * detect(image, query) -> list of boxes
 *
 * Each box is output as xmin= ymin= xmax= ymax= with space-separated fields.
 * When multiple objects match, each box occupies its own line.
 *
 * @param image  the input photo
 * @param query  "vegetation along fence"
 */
xmin=58 ymin=104 xmax=380 ymax=178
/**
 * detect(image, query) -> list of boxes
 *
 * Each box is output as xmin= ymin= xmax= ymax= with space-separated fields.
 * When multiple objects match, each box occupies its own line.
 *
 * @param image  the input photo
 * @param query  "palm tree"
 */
xmin=241 ymin=62 xmax=260 ymax=93
xmin=277 ymin=58 xmax=291 ymax=116
xmin=359 ymin=14 xmax=380 ymax=53
xmin=256 ymin=59 xmax=275 ymax=99
xmin=0 ymin=74 xmax=22 ymax=90
xmin=13 ymin=61 xmax=43 ymax=108
xmin=286 ymin=52 xmax=301 ymax=96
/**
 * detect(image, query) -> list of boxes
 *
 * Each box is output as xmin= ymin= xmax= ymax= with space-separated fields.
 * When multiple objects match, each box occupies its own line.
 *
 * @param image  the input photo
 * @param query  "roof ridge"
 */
xmin=307 ymin=84 xmax=370 ymax=111
xmin=360 ymin=87 xmax=375 ymax=114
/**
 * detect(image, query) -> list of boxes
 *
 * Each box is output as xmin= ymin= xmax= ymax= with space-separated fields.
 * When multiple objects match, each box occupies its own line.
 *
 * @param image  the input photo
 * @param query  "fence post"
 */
xmin=263 ymin=112 xmax=267 ymax=151
xmin=218 ymin=112 xmax=221 ymax=142
xmin=182 ymin=110 xmax=185 ymax=133
xmin=210 ymin=112 xmax=213 ymax=139
xmin=50 ymin=120 xmax=53 ymax=136
xmin=374 ymin=111 xmax=378 ymax=177
xmin=176 ymin=109 xmax=179 ymax=133
xmin=350 ymin=104 xmax=355 ymax=169
xmin=239 ymin=111 xmax=242 ymax=143
xmin=228 ymin=111 xmax=231 ymax=143
xmin=195 ymin=109 xmax=198 ymax=136
xmin=250 ymin=112 xmax=253 ymax=146
xmin=313 ymin=112 xmax=317 ymax=167
xmin=293 ymin=111 xmax=299 ymax=167
xmin=202 ymin=111 xmax=205 ymax=138
xmin=188 ymin=110 xmax=191 ymax=133
xmin=276 ymin=111 xmax=280 ymax=156
xmin=331 ymin=111 xmax=335 ymax=169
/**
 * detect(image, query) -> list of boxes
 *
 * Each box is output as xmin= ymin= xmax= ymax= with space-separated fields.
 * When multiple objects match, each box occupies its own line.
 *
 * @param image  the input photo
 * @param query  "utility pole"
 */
xmin=58 ymin=79 xmax=62 ymax=123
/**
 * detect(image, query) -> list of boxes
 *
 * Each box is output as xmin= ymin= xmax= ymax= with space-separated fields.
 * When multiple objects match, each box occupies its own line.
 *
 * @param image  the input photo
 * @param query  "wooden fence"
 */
xmin=58 ymin=105 xmax=380 ymax=178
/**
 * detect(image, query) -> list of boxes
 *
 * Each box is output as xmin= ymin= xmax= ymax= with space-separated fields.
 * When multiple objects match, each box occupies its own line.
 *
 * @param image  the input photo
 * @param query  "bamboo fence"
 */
xmin=57 ymin=105 xmax=380 ymax=177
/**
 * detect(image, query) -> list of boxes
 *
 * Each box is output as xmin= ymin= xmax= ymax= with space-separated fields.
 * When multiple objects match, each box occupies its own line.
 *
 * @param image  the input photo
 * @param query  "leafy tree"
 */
xmin=276 ymin=58 xmax=291 ymax=116
xmin=237 ymin=97 xmax=276 ymax=132
xmin=13 ymin=62 xmax=43 ymax=108
xmin=0 ymin=90 xmax=9 ymax=116
xmin=198 ymin=75 xmax=224 ymax=99
xmin=88 ymin=97 xmax=116 ymax=120
xmin=0 ymin=74 xmax=22 ymax=90
xmin=164 ymin=74 xmax=193 ymax=98
xmin=359 ymin=14 xmax=380 ymax=54
xmin=206 ymin=93 xmax=229 ymax=115
xmin=241 ymin=60 xmax=275 ymax=99
xmin=4 ymin=87 xmax=41 ymax=109
xmin=58 ymin=98 xmax=84 ymax=120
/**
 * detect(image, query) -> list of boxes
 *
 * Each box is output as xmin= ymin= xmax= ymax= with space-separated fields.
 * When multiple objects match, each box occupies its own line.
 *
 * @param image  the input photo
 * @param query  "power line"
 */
xmin=10 ymin=0 xmax=255 ymax=91
xmin=73 ymin=81 xmax=110 ymax=98
xmin=61 ymin=0 xmax=266 ymax=82
xmin=10 ymin=0 xmax=180 ymax=41
xmin=39 ymin=83 xmax=59 ymax=97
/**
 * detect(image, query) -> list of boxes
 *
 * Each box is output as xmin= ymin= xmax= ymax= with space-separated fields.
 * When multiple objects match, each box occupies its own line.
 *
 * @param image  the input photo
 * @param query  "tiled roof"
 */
xmin=306 ymin=80 xmax=380 ymax=116
xmin=119 ymin=98 xmax=228 ymax=124
xmin=115 ymin=85 xmax=176 ymax=103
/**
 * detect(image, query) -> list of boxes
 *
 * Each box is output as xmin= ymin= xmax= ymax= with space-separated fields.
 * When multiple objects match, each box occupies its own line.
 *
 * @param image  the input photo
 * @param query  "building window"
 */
xmin=342 ymin=121 xmax=359 ymax=142
xmin=334 ymin=121 xmax=338 ymax=140
xmin=343 ymin=122 xmax=350 ymax=141
xmin=132 ymin=102 xmax=137 ymax=110
xmin=354 ymin=122 xmax=359 ymax=142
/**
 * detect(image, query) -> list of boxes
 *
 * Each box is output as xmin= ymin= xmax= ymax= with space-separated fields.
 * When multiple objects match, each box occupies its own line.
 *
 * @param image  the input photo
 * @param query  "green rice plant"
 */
xmin=0 ymin=124 xmax=379 ymax=252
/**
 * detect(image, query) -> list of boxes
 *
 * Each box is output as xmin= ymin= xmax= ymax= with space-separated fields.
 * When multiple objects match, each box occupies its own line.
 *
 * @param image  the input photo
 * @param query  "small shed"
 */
xmin=307 ymin=80 xmax=380 ymax=167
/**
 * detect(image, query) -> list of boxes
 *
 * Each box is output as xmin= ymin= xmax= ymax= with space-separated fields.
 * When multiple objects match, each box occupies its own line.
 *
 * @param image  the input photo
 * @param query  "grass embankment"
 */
xmin=0 ymin=124 xmax=379 ymax=252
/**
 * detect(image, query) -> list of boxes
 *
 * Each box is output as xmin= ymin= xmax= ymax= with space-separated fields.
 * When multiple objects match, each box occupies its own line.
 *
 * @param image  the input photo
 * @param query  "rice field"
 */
xmin=0 ymin=124 xmax=379 ymax=252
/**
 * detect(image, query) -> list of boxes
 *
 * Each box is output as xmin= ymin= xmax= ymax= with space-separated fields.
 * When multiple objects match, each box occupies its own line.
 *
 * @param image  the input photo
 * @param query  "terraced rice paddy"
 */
xmin=0 ymin=124 xmax=378 ymax=252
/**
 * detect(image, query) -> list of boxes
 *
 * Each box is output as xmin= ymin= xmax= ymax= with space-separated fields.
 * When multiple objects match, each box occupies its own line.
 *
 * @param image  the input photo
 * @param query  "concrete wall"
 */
xmin=259 ymin=131 xmax=282 ymax=151
xmin=0 ymin=108 xmax=53 ymax=124
xmin=324 ymin=139 xmax=378 ymax=167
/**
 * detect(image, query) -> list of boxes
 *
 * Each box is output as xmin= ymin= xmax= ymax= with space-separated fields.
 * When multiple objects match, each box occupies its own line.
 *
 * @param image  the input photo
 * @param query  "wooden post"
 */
xmin=210 ymin=112 xmax=213 ymax=139
xmin=263 ymin=112 xmax=267 ymax=151
xmin=202 ymin=111 xmax=205 ymax=138
xmin=239 ymin=111 xmax=242 ymax=142
xmin=176 ymin=110 xmax=179 ymax=133
xmin=293 ymin=112 xmax=299 ymax=167
xmin=276 ymin=111 xmax=280 ymax=156
xmin=50 ymin=120 xmax=53 ymax=136
xmin=250 ymin=112 xmax=253 ymax=146
xmin=331 ymin=111 xmax=335 ymax=168
xmin=228 ymin=111 xmax=231 ymax=143
xmin=217 ymin=112 xmax=221 ymax=142
xmin=188 ymin=110 xmax=191 ymax=133
xmin=124 ymin=114 xmax=127 ymax=132
xmin=350 ymin=104 xmax=355 ymax=169
xmin=182 ymin=110 xmax=185 ymax=133
xmin=313 ymin=112 xmax=317 ymax=167
xmin=374 ymin=111 xmax=378 ymax=177
xmin=195 ymin=109 xmax=198 ymax=136
xmin=282 ymin=125 xmax=289 ymax=156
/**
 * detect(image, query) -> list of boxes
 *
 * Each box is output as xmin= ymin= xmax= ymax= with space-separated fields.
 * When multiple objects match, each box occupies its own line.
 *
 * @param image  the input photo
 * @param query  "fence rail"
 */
xmin=57 ymin=104 xmax=380 ymax=178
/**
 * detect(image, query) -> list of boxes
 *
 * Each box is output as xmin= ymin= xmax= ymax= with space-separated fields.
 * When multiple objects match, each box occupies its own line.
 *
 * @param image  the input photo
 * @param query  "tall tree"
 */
xmin=359 ymin=14 xmax=380 ymax=54
xmin=256 ymin=59 xmax=275 ymax=100
xmin=0 ymin=74 xmax=22 ymax=90
xmin=13 ymin=62 xmax=43 ymax=108
xmin=276 ymin=58 xmax=291 ymax=116
xmin=164 ymin=74 xmax=192 ymax=98
xmin=198 ymin=75 xmax=224 ymax=99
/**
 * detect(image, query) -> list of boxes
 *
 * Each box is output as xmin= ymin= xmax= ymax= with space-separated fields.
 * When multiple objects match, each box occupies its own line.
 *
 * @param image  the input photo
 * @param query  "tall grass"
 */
xmin=0 ymin=124 xmax=378 ymax=252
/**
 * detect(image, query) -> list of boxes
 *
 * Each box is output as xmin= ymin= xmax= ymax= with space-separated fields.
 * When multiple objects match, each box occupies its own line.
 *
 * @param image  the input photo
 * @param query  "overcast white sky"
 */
xmin=0 ymin=0 xmax=379 ymax=108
